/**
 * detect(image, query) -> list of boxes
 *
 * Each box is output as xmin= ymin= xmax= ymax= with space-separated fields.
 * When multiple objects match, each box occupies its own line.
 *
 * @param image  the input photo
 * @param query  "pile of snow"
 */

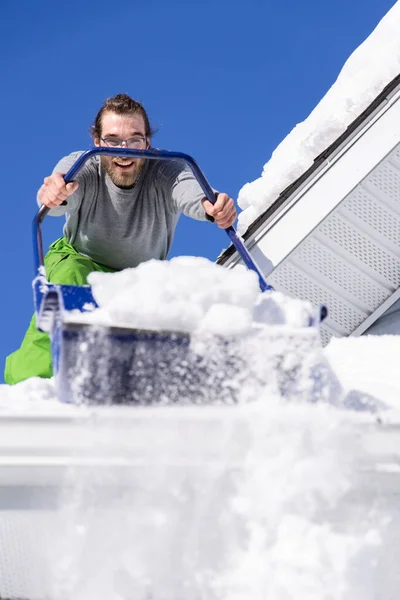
xmin=325 ymin=335 xmax=400 ymax=411
xmin=45 ymin=399 xmax=388 ymax=600
xmin=213 ymin=399 xmax=386 ymax=600
xmin=0 ymin=377 xmax=58 ymax=413
xmin=63 ymin=258 xmax=332 ymax=406
xmin=237 ymin=1 xmax=400 ymax=232
xmin=68 ymin=257 xmax=316 ymax=334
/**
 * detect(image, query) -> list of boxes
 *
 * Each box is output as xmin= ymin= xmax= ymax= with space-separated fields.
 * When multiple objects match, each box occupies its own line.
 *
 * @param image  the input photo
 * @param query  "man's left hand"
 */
xmin=202 ymin=193 xmax=237 ymax=229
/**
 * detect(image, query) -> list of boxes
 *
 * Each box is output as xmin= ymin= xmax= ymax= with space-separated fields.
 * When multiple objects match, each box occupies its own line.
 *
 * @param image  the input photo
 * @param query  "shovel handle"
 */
xmin=33 ymin=148 xmax=272 ymax=291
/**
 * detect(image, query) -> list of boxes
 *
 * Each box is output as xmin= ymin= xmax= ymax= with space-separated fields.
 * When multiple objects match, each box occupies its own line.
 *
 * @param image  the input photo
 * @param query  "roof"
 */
xmin=217 ymin=72 xmax=400 ymax=265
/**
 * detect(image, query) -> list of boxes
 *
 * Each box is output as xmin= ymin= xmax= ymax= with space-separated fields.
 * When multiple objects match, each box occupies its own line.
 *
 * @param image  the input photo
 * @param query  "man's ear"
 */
xmin=146 ymin=137 xmax=151 ymax=149
xmin=94 ymin=137 xmax=100 ymax=147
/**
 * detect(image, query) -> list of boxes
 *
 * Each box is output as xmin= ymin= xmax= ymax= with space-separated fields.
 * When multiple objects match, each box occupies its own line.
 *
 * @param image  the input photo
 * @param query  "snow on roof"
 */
xmin=237 ymin=1 xmax=400 ymax=234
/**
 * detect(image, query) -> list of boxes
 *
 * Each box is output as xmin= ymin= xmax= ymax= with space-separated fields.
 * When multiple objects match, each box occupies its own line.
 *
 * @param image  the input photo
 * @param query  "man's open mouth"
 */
xmin=114 ymin=160 xmax=135 ymax=169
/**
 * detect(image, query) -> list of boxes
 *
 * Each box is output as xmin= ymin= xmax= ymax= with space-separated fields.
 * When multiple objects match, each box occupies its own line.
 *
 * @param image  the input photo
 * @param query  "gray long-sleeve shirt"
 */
xmin=43 ymin=151 xmax=210 ymax=271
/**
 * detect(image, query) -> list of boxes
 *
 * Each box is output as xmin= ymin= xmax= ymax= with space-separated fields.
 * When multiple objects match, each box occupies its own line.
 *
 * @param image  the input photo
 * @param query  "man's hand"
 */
xmin=202 ymin=193 xmax=237 ymax=229
xmin=38 ymin=173 xmax=79 ymax=209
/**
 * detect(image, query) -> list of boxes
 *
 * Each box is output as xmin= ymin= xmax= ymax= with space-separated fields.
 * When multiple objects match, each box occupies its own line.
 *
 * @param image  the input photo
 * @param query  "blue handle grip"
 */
xmin=33 ymin=147 xmax=272 ymax=292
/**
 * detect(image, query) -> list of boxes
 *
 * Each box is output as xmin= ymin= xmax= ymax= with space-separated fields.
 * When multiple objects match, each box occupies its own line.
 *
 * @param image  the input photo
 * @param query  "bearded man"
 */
xmin=5 ymin=94 xmax=236 ymax=384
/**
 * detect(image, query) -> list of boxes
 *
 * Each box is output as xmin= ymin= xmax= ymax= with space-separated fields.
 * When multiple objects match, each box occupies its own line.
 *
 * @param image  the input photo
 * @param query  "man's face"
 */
xmin=95 ymin=111 xmax=149 ymax=189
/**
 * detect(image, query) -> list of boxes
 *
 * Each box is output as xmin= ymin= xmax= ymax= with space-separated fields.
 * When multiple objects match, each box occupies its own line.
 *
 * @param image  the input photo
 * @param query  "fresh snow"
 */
xmin=65 ymin=257 xmax=315 ymax=334
xmin=325 ymin=335 xmax=400 ymax=410
xmin=237 ymin=1 xmax=400 ymax=233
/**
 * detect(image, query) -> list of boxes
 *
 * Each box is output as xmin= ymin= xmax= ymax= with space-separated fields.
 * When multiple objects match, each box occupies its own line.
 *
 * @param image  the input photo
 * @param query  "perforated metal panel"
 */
xmin=344 ymin=188 xmax=400 ymax=250
xmin=317 ymin=214 xmax=400 ymax=286
xmin=267 ymin=142 xmax=400 ymax=345
xmin=319 ymin=326 xmax=334 ymax=347
xmin=364 ymin=160 xmax=400 ymax=204
xmin=294 ymin=238 xmax=388 ymax=309
xmin=269 ymin=261 xmax=368 ymax=337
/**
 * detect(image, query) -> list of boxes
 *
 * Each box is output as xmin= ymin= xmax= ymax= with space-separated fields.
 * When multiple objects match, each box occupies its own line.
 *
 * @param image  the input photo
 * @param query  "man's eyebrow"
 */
xmin=103 ymin=131 xmax=145 ymax=138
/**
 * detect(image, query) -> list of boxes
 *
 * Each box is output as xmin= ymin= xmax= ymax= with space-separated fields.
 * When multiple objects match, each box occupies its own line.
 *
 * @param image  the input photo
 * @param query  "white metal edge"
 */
xmin=350 ymin=288 xmax=400 ymax=336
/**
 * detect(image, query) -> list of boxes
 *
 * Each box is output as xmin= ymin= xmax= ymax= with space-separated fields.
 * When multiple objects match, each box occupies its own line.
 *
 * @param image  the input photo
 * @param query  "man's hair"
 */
xmin=91 ymin=94 xmax=154 ymax=139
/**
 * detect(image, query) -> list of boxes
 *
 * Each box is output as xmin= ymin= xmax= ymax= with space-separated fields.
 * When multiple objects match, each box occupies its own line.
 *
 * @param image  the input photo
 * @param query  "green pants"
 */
xmin=4 ymin=238 xmax=116 ymax=385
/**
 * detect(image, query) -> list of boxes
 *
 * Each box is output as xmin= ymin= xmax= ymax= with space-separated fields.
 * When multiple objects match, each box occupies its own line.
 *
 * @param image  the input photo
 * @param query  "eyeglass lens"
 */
xmin=103 ymin=137 xmax=145 ymax=148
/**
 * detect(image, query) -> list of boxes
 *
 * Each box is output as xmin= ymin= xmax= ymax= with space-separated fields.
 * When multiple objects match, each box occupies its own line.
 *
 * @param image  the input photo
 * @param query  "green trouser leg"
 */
xmin=4 ymin=238 xmax=115 ymax=385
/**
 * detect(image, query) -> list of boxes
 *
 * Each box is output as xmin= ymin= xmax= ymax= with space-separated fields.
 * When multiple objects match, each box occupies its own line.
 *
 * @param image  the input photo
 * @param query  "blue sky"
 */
xmin=0 ymin=0 xmax=396 ymax=382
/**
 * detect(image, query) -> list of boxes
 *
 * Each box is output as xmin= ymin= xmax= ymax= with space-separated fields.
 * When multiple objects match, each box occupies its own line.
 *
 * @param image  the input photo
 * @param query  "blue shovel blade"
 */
xmin=54 ymin=322 xmax=241 ymax=405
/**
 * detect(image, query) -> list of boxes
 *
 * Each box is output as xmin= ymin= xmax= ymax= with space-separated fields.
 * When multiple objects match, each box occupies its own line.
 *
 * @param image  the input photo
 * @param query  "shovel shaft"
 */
xmin=33 ymin=148 xmax=272 ymax=291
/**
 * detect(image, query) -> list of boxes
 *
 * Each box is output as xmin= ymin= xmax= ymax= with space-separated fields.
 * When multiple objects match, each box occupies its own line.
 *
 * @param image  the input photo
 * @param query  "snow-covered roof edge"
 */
xmin=218 ymin=72 xmax=400 ymax=265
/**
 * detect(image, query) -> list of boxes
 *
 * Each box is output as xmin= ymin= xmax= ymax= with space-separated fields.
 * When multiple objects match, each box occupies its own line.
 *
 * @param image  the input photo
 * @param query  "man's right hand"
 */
xmin=38 ymin=173 xmax=79 ymax=208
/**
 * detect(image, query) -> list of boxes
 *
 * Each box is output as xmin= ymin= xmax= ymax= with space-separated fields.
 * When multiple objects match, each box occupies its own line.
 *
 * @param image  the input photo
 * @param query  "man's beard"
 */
xmin=101 ymin=156 xmax=145 ymax=189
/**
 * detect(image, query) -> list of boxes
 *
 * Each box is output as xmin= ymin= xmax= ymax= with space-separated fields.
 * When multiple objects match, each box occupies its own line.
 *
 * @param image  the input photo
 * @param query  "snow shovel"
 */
xmin=32 ymin=148 xmax=326 ymax=405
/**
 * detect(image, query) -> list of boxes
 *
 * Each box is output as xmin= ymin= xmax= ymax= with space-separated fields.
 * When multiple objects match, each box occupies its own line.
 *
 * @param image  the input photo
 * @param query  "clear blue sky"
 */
xmin=0 ymin=0 xmax=396 ymax=382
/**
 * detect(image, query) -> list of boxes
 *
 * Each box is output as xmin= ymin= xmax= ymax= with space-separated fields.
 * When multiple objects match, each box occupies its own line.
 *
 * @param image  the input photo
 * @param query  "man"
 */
xmin=5 ymin=93 xmax=236 ymax=384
